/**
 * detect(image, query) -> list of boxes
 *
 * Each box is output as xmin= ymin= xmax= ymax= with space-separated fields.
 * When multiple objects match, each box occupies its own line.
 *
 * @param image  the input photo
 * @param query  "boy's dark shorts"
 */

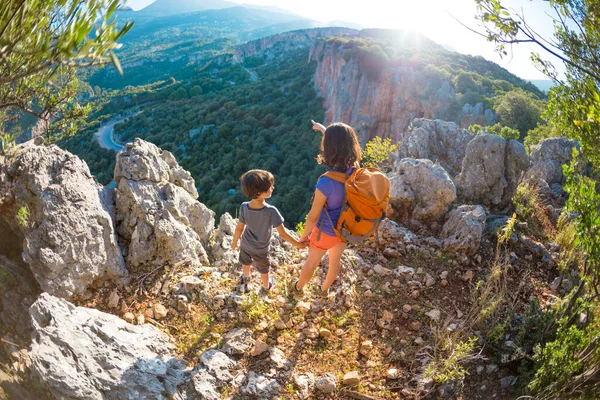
xmin=238 ymin=247 xmax=270 ymax=274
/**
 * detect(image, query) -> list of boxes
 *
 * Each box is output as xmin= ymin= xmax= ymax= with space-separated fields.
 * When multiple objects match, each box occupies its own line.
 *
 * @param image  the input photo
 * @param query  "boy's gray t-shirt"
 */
xmin=239 ymin=202 xmax=284 ymax=252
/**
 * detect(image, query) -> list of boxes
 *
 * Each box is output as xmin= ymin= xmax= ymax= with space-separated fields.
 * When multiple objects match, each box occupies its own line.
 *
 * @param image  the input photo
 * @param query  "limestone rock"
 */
xmin=114 ymin=139 xmax=214 ymax=270
xmin=389 ymin=158 xmax=456 ymax=224
xmin=505 ymin=139 xmax=531 ymax=202
xmin=426 ymin=309 xmax=441 ymax=321
xmin=269 ymin=347 xmax=290 ymax=369
xmin=211 ymin=212 xmax=238 ymax=266
xmin=310 ymin=35 xmax=492 ymax=143
xmin=222 ymin=328 xmax=255 ymax=355
xmin=187 ymin=369 xmax=220 ymax=400
xmin=29 ymin=294 xmax=185 ymax=400
xmin=393 ymin=119 xmax=474 ymax=176
xmin=294 ymin=373 xmax=315 ymax=399
xmin=0 ymin=255 xmax=39 ymax=352
xmin=199 ymin=349 xmax=235 ymax=382
xmin=316 ymin=373 xmax=337 ymax=393
xmin=440 ymin=205 xmax=486 ymax=256
xmin=456 ymin=134 xmax=529 ymax=209
xmin=176 ymin=275 xmax=203 ymax=295
xmin=527 ymin=137 xmax=578 ymax=185
xmin=250 ymin=341 xmax=269 ymax=357
xmin=0 ymin=140 xmax=127 ymax=297
xmin=343 ymin=371 xmax=360 ymax=385
xmin=242 ymin=371 xmax=282 ymax=397
xmin=456 ymin=134 xmax=505 ymax=207
xmin=114 ymin=138 xmax=198 ymax=197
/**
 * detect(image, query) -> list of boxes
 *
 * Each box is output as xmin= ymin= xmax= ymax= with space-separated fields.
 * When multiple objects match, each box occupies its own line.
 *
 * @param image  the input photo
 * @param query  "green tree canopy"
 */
xmin=0 ymin=0 xmax=132 ymax=144
xmin=493 ymin=89 xmax=543 ymax=140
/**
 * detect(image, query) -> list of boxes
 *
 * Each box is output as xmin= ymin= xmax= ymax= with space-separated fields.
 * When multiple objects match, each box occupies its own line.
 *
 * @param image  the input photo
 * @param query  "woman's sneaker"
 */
xmin=315 ymin=285 xmax=330 ymax=299
xmin=290 ymin=279 xmax=304 ymax=299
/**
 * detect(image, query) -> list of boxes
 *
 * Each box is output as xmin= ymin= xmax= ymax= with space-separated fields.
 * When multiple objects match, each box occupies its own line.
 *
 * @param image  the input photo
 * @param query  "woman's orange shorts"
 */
xmin=309 ymin=226 xmax=344 ymax=251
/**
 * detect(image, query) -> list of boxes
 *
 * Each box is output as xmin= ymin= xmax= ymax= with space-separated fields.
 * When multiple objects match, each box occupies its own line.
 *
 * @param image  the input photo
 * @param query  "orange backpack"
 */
xmin=317 ymin=167 xmax=390 ymax=243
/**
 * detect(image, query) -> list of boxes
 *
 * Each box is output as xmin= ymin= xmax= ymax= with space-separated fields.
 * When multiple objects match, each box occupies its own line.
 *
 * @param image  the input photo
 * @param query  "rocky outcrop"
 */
xmin=456 ymin=134 xmax=529 ymax=209
xmin=526 ymin=137 xmax=578 ymax=185
xmin=309 ymin=42 xmax=494 ymax=143
xmin=0 ymin=256 xmax=39 ymax=347
xmin=440 ymin=205 xmax=486 ymax=256
xmin=235 ymin=27 xmax=357 ymax=62
xmin=114 ymin=139 xmax=215 ymax=271
xmin=211 ymin=212 xmax=238 ymax=269
xmin=0 ymin=139 xmax=127 ymax=298
xmin=393 ymin=119 xmax=474 ymax=176
xmin=29 ymin=293 xmax=186 ymax=400
xmin=388 ymin=159 xmax=456 ymax=224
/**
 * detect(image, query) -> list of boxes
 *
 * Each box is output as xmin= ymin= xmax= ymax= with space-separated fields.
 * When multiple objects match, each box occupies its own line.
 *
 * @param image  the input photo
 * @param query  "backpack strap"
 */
xmin=322 ymin=171 xmax=348 ymax=183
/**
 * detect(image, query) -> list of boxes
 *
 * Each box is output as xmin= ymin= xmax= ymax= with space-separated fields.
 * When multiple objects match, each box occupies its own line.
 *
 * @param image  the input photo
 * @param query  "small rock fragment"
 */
xmin=343 ymin=371 xmax=360 ymax=386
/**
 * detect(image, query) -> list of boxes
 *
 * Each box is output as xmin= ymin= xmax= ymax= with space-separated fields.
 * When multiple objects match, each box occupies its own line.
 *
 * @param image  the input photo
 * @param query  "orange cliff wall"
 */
xmin=309 ymin=41 xmax=491 ymax=143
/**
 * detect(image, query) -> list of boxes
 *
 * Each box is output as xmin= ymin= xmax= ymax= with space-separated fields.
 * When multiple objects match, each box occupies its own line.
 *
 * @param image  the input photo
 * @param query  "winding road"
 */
xmin=94 ymin=111 xmax=142 ymax=152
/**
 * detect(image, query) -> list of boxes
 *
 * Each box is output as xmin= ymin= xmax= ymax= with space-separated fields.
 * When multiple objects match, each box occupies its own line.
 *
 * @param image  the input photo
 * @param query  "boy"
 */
xmin=231 ymin=169 xmax=305 ymax=293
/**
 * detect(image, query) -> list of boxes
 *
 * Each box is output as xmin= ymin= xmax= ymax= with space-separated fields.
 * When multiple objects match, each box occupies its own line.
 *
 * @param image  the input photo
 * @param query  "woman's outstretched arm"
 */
xmin=311 ymin=119 xmax=326 ymax=133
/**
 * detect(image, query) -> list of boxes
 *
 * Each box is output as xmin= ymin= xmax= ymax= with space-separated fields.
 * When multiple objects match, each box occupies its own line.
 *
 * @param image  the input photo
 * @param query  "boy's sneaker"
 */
xmin=259 ymin=277 xmax=274 ymax=296
xmin=290 ymin=279 xmax=304 ymax=299
xmin=239 ymin=275 xmax=251 ymax=293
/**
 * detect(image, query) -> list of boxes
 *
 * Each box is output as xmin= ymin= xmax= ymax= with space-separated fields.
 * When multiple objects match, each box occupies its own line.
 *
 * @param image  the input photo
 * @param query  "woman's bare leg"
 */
xmin=296 ymin=247 xmax=327 ymax=289
xmin=321 ymin=242 xmax=346 ymax=291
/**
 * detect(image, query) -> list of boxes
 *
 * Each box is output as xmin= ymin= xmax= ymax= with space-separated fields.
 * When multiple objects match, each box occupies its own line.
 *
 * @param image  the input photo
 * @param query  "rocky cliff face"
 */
xmin=235 ymin=27 xmax=357 ymax=62
xmin=309 ymin=41 xmax=493 ymax=143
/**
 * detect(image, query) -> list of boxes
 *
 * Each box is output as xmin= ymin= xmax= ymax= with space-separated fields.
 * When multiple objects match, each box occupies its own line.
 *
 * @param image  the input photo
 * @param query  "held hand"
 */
xmin=297 ymin=241 xmax=309 ymax=249
xmin=231 ymin=242 xmax=238 ymax=251
xmin=311 ymin=119 xmax=326 ymax=133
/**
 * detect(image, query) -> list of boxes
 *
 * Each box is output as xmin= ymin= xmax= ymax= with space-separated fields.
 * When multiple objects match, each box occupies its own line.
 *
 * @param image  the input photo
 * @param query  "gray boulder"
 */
xmin=456 ymin=134 xmax=529 ymax=209
xmin=389 ymin=158 xmax=456 ymax=224
xmin=505 ymin=139 xmax=531 ymax=204
xmin=0 ymin=140 xmax=127 ymax=297
xmin=394 ymin=119 xmax=474 ymax=176
xmin=211 ymin=213 xmax=239 ymax=268
xmin=0 ymin=256 xmax=39 ymax=348
xmin=440 ymin=205 xmax=486 ymax=256
xmin=29 ymin=293 xmax=186 ymax=400
xmin=526 ymin=137 xmax=578 ymax=185
xmin=114 ymin=139 xmax=215 ymax=270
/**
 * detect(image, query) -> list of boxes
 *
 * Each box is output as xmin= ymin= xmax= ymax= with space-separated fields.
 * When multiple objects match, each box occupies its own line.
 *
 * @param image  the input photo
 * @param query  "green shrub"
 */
xmin=362 ymin=136 xmax=398 ymax=168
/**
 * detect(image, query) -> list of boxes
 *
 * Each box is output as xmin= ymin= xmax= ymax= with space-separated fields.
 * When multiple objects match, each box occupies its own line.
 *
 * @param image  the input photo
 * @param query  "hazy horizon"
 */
xmin=125 ymin=0 xmax=563 ymax=81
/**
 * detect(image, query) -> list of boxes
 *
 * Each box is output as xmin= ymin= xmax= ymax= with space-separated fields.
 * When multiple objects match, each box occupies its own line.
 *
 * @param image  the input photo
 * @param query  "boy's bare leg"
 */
xmin=297 ymin=247 xmax=327 ymax=289
xmin=321 ymin=242 xmax=346 ymax=291
xmin=242 ymin=264 xmax=251 ymax=279
xmin=260 ymin=272 xmax=270 ymax=288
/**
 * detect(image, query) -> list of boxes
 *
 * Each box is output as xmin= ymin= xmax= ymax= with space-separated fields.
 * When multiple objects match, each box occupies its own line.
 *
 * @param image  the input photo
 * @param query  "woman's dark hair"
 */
xmin=240 ymin=169 xmax=274 ymax=199
xmin=317 ymin=122 xmax=362 ymax=170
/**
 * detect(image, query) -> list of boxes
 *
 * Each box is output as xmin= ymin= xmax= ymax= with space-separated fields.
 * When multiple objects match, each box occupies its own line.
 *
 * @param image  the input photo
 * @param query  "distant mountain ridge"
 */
xmin=136 ymin=0 xmax=237 ymax=16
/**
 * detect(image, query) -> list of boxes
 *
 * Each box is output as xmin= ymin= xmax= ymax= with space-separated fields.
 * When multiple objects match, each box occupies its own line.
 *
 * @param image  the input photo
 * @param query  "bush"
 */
xmin=362 ymin=136 xmax=398 ymax=169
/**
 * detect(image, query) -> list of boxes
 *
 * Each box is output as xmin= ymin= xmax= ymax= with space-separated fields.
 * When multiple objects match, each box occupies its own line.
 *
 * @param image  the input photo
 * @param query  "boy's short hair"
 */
xmin=240 ymin=169 xmax=274 ymax=199
xmin=317 ymin=122 xmax=362 ymax=170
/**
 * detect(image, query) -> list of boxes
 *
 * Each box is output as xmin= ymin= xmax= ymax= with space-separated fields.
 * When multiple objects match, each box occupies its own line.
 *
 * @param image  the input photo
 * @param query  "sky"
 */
xmin=125 ymin=0 xmax=565 ymax=80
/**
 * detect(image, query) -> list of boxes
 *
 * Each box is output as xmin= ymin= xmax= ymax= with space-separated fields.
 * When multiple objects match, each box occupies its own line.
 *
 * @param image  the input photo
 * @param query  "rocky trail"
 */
xmin=0 ymin=120 xmax=580 ymax=399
